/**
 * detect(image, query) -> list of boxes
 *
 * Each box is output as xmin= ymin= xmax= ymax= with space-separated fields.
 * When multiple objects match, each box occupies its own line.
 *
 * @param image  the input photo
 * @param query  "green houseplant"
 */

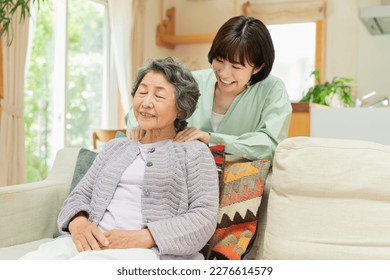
xmin=300 ymin=70 xmax=354 ymax=107
xmin=0 ymin=0 xmax=45 ymax=44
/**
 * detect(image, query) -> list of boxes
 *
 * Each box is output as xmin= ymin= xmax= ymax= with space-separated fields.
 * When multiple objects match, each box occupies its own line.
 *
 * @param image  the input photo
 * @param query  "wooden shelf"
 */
xmin=155 ymin=2 xmax=251 ymax=49
xmin=156 ymin=7 xmax=215 ymax=49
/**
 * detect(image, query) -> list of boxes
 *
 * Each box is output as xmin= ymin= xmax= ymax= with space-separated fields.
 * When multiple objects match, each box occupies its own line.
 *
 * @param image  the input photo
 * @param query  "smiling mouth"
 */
xmin=140 ymin=112 xmax=156 ymax=118
xmin=219 ymin=77 xmax=235 ymax=85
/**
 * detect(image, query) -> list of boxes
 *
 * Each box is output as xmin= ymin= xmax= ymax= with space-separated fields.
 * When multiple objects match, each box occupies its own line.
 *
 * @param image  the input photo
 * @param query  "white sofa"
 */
xmin=1 ymin=137 xmax=390 ymax=259
xmin=0 ymin=148 xmax=80 ymax=259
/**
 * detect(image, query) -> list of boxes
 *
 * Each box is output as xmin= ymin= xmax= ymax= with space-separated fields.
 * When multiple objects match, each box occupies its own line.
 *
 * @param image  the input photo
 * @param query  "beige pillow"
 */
xmin=264 ymin=137 xmax=390 ymax=260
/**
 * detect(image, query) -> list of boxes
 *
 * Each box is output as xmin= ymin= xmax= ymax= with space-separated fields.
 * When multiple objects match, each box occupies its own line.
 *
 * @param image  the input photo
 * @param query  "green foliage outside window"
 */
xmin=25 ymin=0 xmax=105 ymax=182
xmin=24 ymin=1 xmax=53 ymax=182
xmin=67 ymin=0 xmax=104 ymax=148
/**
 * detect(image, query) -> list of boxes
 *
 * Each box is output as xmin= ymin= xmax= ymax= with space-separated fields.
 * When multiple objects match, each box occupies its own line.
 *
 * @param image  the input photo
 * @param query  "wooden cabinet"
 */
xmin=288 ymin=103 xmax=310 ymax=137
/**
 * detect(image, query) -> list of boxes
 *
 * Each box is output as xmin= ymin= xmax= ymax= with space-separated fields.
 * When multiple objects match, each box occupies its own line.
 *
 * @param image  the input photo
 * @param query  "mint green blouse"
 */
xmin=189 ymin=69 xmax=291 ymax=160
xmin=127 ymin=69 xmax=292 ymax=160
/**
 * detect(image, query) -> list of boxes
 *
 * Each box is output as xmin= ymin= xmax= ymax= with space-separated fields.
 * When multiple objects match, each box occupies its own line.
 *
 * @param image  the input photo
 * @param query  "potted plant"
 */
xmin=300 ymin=70 xmax=354 ymax=107
xmin=0 ymin=0 xmax=44 ymax=45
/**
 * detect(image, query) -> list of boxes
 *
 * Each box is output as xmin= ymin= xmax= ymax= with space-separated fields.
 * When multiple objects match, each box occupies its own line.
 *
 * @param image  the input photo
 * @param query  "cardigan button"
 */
xmin=143 ymin=188 xmax=150 ymax=196
xmin=149 ymin=147 xmax=155 ymax=153
xmin=144 ymin=218 xmax=151 ymax=223
xmin=146 ymin=162 xmax=153 ymax=167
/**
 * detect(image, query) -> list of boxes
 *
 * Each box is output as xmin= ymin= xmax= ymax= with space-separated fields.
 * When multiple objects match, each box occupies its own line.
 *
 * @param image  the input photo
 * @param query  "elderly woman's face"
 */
xmin=133 ymin=71 xmax=178 ymax=132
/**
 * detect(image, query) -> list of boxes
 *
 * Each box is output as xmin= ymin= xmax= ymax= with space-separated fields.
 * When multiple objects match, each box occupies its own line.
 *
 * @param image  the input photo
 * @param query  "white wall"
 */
xmin=327 ymin=0 xmax=390 ymax=100
xmin=142 ymin=0 xmax=390 ymax=99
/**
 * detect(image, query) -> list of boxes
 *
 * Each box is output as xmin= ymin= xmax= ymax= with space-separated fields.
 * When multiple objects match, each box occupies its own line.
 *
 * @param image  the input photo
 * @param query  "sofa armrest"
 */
xmin=0 ymin=148 xmax=80 ymax=248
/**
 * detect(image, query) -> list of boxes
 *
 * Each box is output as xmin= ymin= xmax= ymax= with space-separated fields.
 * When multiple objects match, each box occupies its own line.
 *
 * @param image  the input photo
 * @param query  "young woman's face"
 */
xmin=211 ymin=57 xmax=260 ymax=95
xmin=133 ymin=71 xmax=179 ymax=132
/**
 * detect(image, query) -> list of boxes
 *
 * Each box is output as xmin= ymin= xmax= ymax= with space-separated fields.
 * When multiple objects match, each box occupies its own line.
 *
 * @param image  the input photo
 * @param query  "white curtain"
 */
xmin=0 ymin=7 xmax=30 ymax=186
xmin=108 ymin=0 xmax=145 ymax=113
xmin=108 ymin=0 xmax=132 ymax=112
xmin=131 ymin=0 xmax=146 ymax=81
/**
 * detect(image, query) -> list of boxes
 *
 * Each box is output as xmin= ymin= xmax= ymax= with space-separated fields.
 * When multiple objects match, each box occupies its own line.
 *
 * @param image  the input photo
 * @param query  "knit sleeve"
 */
xmin=147 ymin=143 xmax=219 ymax=256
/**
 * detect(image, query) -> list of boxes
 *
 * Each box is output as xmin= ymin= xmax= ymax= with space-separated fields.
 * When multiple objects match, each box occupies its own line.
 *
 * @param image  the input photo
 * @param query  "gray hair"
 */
xmin=131 ymin=57 xmax=200 ymax=132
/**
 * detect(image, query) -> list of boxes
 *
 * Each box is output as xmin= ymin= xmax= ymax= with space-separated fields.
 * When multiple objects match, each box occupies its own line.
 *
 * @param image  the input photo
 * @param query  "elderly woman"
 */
xmin=20 ymin=57 xmax=219 ymax=260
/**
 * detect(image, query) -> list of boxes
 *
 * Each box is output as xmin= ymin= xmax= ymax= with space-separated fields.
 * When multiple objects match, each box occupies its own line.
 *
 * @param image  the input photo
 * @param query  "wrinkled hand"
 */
xmin=174 ymin=127 xmax=210 ymax=144
xmin=126 ymin=126 xmax=146 ymax=140
xmin=68 ymin=214 xmax=109 ymax=252
xmin=101 ymin=229 xmax=156 ymax=250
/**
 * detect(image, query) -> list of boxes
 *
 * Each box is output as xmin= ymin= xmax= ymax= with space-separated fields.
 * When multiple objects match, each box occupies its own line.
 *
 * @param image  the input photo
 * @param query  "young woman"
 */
xmin=128 ymin=16 xmax=292 ymax=161
xmin=20 ymin=57 xmax=219 ymax=260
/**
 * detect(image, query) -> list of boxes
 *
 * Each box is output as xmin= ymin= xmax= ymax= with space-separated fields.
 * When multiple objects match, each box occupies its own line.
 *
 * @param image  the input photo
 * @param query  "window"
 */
xmin=25 ymin=0 xmax=111 ymax=182
xmin=268 ymin=23 xmax=316 ymax=101
xmin=244 ymin=0 xmax=326 ymax=101
xmin=66 ymin=0 xmax=108 ymax=147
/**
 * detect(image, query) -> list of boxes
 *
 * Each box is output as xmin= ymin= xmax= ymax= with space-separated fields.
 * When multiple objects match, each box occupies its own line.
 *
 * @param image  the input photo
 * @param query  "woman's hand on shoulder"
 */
xmin=174 ymin=127 xmax=210 ymax=144
xmin=126 ymin=126 xmax=145 ymax=140
xmin=101 ymin=229 xmax=156 ymax=249
xmin=68 ymin=213 xmax=109 ymax=252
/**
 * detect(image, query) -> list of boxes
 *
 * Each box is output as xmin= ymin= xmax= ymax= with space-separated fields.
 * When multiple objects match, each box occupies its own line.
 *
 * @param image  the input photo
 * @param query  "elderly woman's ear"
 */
xmin=177 ymin=111 xmax=186 ymax=119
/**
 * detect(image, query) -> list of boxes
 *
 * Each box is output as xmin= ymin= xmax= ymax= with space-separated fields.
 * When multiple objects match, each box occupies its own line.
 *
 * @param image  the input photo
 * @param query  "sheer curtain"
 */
xmin=108 ymin=0 xmax=132 ymax=113
xmin=108 ymin=0 xmax=145 ymax=114
xmin=131 ymin=0 xmax=146 ymax=81
xmin=0 ymin=7 xmax=31 ymax=186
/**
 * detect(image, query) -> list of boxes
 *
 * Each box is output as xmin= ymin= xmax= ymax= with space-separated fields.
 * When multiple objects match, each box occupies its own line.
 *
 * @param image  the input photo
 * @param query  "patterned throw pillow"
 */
xmin=199 ymin=145 xmax=225 ymax=257
xmin=71 ymin=132 xmax=125 ymax=193
xmin=205 ymin=159 xmax=271 ymax=260
xmin=208 ymin=144 xmax=225 ymax=181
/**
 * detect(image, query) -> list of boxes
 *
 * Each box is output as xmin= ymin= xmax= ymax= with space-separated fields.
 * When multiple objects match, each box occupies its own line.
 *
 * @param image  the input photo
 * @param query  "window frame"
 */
xmin=51 ymin=0 xmax=112 ymax=154
xmin=242 ymin=0 xmax=326 ymax=82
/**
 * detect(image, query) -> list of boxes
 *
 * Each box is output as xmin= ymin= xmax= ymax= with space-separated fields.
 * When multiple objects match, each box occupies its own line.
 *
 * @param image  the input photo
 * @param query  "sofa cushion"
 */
xmin=206 ymin=159 xmax=271 ymax=260
xmin=264 ymin=137 xmax=390 ymax=259
xmin=69 ymin=148 xmax=98 ymax=193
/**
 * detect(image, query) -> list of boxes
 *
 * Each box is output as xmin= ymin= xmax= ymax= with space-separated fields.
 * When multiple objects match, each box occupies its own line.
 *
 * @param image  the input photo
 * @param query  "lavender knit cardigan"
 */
xmin=57 ymin=138 xmax=219 ymax=260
